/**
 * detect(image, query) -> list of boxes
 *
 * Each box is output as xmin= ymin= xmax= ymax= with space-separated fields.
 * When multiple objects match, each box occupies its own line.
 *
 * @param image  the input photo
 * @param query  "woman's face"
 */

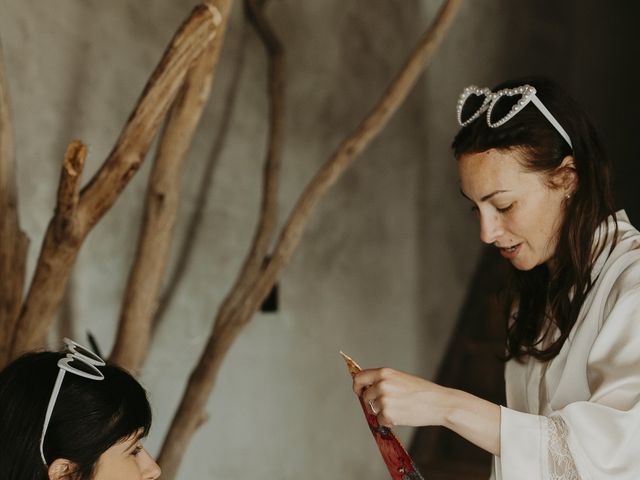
xmin=92 ymin=431 xmax=161 ymax=480
xmin=457 ymin=148 xmax=571 ymax=271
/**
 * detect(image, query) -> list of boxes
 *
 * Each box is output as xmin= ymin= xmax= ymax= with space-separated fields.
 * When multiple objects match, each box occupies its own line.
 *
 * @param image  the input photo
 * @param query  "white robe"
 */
xmin=491 ymin=211 xmax=640 ymax=480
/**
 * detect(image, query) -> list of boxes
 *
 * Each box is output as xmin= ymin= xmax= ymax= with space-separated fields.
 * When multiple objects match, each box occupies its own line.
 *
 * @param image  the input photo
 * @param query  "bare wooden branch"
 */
xmin=216 ymin=0 xmax=285 ymax=326
xmin=0 ymin=40 xmax=29 ymax=367
xmin=154 ymin=17 xmax=251 ymax=331
xmin=157 ymin=1 xmax=461 ymax=477
xmin=75 ymin=4 xmax=220 ymax=226
xmin=157 ymin=318 xmax=239 ymax=480
xmin=243 ymin=0 xmax=462 ymax=321
xmin=10 ymin=4 xmax=219 ymax=359
xmin=8 ymin=140 xmax=87 ymax=358
xmin=55 ymin=141 xmax=86 ymax=224
xmin=56 ymin=277 xmax=77 ymax=342
xmin=52 ymin=144 xmax=85 ymax=346
xmin=157 ymin=1 xmax=284 ymax=477
xmin=109 ymin=0 xmax=232 ymax=374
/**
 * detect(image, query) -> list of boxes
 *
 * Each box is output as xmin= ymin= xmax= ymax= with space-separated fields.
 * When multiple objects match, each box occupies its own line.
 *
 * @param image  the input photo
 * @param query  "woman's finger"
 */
xmin=352 ymin=367 xmax=394 ymax=395
xmin=361 ymin=383 xmax=382 ymax=405
xmin=352 ymin=368 xmax=381 ymax=395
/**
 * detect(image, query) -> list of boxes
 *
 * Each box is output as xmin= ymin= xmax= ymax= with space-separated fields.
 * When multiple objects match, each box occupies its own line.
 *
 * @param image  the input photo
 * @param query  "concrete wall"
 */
xmin=1 ymin=0 xmax=638 ymax=478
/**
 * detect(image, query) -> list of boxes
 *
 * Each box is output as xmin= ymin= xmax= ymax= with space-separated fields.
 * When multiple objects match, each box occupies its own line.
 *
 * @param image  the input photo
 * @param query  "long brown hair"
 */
xmin=452 ymin=77 xmax=617 ymax=361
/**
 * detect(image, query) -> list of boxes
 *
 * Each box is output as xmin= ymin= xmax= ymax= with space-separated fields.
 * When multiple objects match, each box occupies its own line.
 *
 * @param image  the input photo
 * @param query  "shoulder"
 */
xmin=589 ymin=213 xmax=640 ymax=324
xmin=604 ymin=218 xmax=640 ymax=293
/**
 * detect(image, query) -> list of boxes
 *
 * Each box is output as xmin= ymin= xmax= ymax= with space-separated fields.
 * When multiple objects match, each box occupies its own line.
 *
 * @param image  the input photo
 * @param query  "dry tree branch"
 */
xmin=9 ymin=4 xmax=219 ymax=359
xmin=57 ymin=278 xmax=77 ymax=342
xmin=7 ymin=139 xmax=88 ymax=357
xmin=157 ymin=0 xmax=284 ymax=477
xmin=215 ymin=0 xmax=285 ymax=329
xmin=109 ymin=0 xmax=232 ymax=374
xmin=157 ymin=1 xmax=461 ymax=477
xmin=72 ymin=4 xmax=220 ymax=229
xmin=153 ymin=14 xmax=251 ymax=333
xmin=56 ymin=141 xmax=86 ymax=223
xmin=0 ymin=40 xmax=29 ymax=367
xmin=157 ymin=317 xmax=243 ymax=479
xmin=242 ymin=0 xmax=462 ymax=321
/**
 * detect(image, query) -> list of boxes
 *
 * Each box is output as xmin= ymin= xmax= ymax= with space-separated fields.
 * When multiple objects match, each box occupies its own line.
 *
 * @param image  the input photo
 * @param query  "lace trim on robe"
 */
xmin=548 ymin=416 xmax=581 ymax=480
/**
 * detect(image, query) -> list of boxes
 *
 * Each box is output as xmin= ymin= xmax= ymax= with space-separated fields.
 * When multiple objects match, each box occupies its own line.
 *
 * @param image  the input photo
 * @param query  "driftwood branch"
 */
xmin=0 ymin=39 xmax=29 ymax=367
xmin=153 ymin=14 xmax=251 ymax=333
xmin=157 ymin=0 xmax=284 ymax=477
xmin=243 ymin=0 xmax=462 ymax=319
xmin=109 ymin=0 xmax=232 ymax=374
xmin=157 ymin=0 xmax=461 ymax=477
xmin=10 ymin=4 xmax=219 ymax=359
xmin=56 ymin=141 xmax=86 ymax=223
xmin=57 ymin=277 xmax=77 ymax=342
xmin=213 ymin=0 xmax=285 ymax=332
xmin=8 ymin=139 xmax=87 ymax=357
xmin=53 ymin=146 xmax=84 ymax=345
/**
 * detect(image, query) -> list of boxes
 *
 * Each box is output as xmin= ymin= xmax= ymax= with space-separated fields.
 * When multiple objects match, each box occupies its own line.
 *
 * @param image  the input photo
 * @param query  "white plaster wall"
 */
xmin=0 ymin=1 xmax=451 ymax=478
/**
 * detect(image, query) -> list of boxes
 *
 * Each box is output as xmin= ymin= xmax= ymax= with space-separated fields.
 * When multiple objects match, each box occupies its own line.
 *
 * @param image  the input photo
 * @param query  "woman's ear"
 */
xmin=48 ymin=458 xmax=78 ymax=480
xmin=556 ymin=155 xmax=577 ymax=193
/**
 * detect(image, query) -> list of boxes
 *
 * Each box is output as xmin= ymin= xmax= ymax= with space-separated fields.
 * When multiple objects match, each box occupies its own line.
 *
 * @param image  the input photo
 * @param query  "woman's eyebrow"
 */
xmin=481 ymin=190 xmax=510 ymax=201
xmin=123 ymin=432 xmax=143 ymax=452
xmin=124 ymin=441 xmax=138 ymax=453
xmin=459 ymin=188 xmax=510 ymax=202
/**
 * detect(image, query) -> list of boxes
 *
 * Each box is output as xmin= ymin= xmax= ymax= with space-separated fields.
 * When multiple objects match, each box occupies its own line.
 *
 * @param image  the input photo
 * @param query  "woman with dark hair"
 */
xmin=353 ymin=77 xmax=640 ymax=478
xmin=0 ymin=339 xmax=161 ymax=480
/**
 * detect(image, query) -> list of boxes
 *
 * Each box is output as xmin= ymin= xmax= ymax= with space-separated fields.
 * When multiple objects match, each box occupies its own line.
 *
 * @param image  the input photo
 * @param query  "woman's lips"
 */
xmin=498 ymin=243 xmax=522 ymax=259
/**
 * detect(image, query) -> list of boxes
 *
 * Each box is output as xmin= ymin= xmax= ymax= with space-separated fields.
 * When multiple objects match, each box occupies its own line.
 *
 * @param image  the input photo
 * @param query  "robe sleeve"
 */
xmin=496 ymin=286 xmax=640 ymax=480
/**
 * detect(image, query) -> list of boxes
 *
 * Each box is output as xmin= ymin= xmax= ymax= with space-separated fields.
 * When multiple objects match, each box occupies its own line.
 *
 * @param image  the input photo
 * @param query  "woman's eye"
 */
xmin=497 ymin=204 xmax=513 ymax=213
xmin=131 ymin=446 xmax=142 ymax=457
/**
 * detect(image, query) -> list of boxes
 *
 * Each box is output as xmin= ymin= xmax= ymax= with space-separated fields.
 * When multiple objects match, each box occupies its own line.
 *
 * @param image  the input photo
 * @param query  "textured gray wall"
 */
xmin=1 ymin=0 xmax=638 ymax=478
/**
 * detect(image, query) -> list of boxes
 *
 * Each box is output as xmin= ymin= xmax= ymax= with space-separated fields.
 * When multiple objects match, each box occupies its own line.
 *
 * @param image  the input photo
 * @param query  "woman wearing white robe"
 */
xmin=353 ymin=77 xmax=640 ymax=479
xmin=496 ymin=210 xmax=640 ymax=479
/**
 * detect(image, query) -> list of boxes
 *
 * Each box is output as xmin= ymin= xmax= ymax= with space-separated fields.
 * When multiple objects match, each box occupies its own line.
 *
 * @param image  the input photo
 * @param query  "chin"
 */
xmin=509 ymin=258 xmax=537 ymax=271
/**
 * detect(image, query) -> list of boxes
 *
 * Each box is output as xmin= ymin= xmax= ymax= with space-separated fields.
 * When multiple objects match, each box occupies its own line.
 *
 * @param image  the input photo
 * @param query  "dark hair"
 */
xmin=452 ymin=76 xmax=617 ymax=361
xmin=0 ymin=351 xmax=152 ymax=480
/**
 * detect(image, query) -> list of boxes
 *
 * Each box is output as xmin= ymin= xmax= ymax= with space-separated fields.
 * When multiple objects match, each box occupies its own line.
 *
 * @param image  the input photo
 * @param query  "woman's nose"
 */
xmin=141 ymin=449 xmax=162 ymax=479
xmin=479 ymin=213 xmax=503 ymax=245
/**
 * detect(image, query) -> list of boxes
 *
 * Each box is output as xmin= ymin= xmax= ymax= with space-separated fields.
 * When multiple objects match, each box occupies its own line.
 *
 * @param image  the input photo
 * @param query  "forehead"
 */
xmin=457 ymin=149 xmax=537 ymax=198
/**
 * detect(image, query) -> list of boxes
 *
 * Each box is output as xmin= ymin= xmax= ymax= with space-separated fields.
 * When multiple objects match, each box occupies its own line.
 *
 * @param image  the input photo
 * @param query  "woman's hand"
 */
xmin=352 ymin=367 xmax=452 ymax=428
xmin=352 ymin=367 xmax=501 ymax=456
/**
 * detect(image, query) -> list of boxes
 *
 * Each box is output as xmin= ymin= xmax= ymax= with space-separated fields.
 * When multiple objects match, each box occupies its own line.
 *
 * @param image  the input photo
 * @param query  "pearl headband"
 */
xmin=456 ymin=84 xmax=573 ymax=149
xmin=39 ymin=338 xmax=105 ymax=466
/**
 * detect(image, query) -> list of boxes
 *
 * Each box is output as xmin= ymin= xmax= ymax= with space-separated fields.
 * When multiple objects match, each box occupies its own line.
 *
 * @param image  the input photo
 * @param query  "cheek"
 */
xmin=506 ymin=201 xmax=557 ymax=248
xmin=528 ymin=193 xmax=566 ymax=248
xmin=97 ymin=458 xmax=142 ymax=480
xmin=542 ymin=193 xmax=566 ymax=231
